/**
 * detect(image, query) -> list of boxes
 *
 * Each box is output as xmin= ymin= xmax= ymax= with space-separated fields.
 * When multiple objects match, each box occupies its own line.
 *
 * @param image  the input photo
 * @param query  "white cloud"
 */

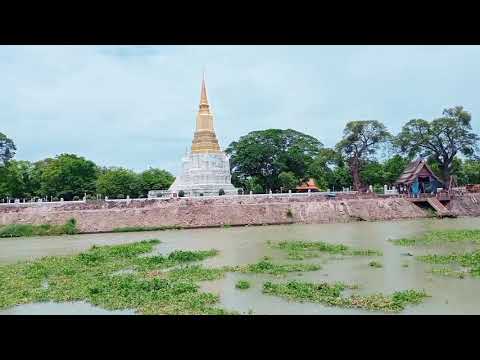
xmin=1 ymin=45 xmax=479 ymax=174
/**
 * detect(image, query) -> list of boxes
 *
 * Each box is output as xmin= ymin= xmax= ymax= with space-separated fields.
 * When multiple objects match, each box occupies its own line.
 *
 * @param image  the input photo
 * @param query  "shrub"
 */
xmin=219 ymin=188 xmax=225 ymax=196
xmin=117 ymin=194 xmax=125 ymax=199
xmin=178 ymin=190 xmax=185 ymax=198
xmin=73 ymin=196 xmax=80 ymax=201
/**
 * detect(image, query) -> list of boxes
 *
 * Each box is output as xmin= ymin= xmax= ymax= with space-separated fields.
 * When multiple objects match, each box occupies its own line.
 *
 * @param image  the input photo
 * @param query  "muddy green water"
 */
xmin=2 ymin=217 xmax=480 ymax=315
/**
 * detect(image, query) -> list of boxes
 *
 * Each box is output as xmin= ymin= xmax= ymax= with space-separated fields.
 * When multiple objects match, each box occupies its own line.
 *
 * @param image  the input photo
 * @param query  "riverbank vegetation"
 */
xmin=0 ymin=239 xmax=433 ymax=314
xmin=0 ymin=239 xmax=229 ymax=314
xmin=262 ymin=280 xmax=428 ymax=313
xmin=227 ymin=259 xmax=321 ymax=276
xmin=0 ymin=218 xmax=78 ymax=238
xmin=111 ymin=225 xmax=182 ymax=233
xmin=2 ymin=106 xmax=479 ymax=200
xmin=391 ymin=229 xmax=480 ymax=246
xmin=418 ymin=251 xmax=480 ymax=277
xmin=269 ymin=240 xmax=382 ymax=260
xmin=235 ymin=280 xmax=251 ymax=290
xmin=391 ymin=228 xmax=480 ymax=278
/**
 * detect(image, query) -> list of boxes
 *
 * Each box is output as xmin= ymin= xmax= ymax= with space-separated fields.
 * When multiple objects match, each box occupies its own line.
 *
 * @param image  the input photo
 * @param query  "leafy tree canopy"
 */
xmin=226 ymin=129 xmax=323 ymax=191
xmin=96 ymin=167 xmax=141 ymax=198
xmin=140 ymin=168 xmax=175 ymax=196
xmin=278 ymin=171 xmax=299 ymax=191
xmin=36 ymin=154 xmax=99 ymax=200
xmin=0 ymin=132 xmax=16 ymax=166
xmin=336 ymin=120 xmax=391 ymax=190
xmin=396 ymin=106 xmax=479 ymax=182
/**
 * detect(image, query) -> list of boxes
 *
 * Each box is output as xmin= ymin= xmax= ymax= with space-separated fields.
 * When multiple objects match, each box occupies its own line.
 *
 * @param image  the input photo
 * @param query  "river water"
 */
xmin=1 ymin=217 xmax=480 ymax=315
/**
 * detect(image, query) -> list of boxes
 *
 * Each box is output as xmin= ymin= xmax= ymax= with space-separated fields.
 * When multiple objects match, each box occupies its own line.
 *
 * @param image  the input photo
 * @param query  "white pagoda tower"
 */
xmin=151 ymin=74 xmax=237 ymax=197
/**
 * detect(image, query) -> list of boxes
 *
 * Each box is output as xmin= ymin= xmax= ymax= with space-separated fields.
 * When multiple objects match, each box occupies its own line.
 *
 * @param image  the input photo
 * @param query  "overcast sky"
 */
xmin=1 ymin=45 xmax=479 ymax=175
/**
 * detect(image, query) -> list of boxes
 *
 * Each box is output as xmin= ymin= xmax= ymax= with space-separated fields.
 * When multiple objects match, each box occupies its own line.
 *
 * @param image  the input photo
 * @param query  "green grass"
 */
xmin=0 ymin=239 xmax=234 ymax=315
xmin=391 ymin=229 xmax=480 ymax=247
xmin=271 ymin=240 xmax=382 ymax=260
xmin=0 ymin=218 xmax=78 ymax=238
xmin=227 ymin=259 xmax=321 ymax=276
xmin=369 ymin=260 xmax=383 ymax=268
xmin=235 ymin=280 xmax=251 ymax=290
xmin=417 ymin=250 xmax=480 ymax=277
xmin=262 ymin=280 xmax=428 ymax=313
xmin=111 ymin=225 xmax=182 ymax=233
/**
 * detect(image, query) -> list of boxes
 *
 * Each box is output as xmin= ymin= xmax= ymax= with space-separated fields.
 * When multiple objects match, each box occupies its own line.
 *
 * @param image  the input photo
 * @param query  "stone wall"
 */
xmin=448 ymin=193 xmax=480 ymax=217
xmin=0 ymin=194 xmax=432 ymax=233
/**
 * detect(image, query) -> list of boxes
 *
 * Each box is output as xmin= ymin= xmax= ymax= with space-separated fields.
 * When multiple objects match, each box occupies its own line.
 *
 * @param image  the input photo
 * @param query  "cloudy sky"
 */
xmin=1 ymin=45 xmax=479 ymax=175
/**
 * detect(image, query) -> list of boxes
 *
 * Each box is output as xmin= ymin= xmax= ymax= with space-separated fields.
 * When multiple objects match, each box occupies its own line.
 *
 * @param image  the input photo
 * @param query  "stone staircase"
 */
xmin=426 ymin=197 xmax=453 ymax=217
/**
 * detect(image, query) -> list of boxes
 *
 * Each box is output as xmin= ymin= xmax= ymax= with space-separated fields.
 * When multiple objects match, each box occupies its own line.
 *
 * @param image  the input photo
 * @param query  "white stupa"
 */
xmin=149 ymin=73 xmax=238 ymax=197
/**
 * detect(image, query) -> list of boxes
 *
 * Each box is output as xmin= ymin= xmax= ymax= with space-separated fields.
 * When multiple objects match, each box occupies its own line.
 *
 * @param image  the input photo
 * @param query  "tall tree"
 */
xmin=307 ymin=148 xmax=342 ymax=190
xmin=226 ymin=129 xmax=323 ymax=191
xmin=0 ymin=160 xmax=36 ymax=199
xmin=396 ymin=106 xmax=479 ymax=184
xmin=96 ymin=167 xmax=141 ymax=198
xmin=336 ymin=120 xmax=391 ymax=191
xmin=139 ymin=168 xmax=175 ymax=196
xmin=37 ymin=154 xmax=98 ymax=200
xmin=0 ymin=132 xmax=16 ymax=166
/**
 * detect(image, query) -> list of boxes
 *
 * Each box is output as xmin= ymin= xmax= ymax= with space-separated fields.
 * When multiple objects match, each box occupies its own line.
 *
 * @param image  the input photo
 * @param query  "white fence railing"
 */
xmin=0 ymin=191 xmax=364 ymax=206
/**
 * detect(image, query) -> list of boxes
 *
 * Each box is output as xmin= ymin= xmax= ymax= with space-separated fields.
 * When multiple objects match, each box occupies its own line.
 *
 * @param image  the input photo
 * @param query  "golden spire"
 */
xmin=200 ymin=70 xmax=209 ymax=107
xmin=191 ymin=72 xmax=221 ymax=153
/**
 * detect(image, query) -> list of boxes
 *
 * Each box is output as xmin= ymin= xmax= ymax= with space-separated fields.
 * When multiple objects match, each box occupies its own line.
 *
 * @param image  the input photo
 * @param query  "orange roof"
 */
xmin=296 ymin=179 xmax=319 ymax=190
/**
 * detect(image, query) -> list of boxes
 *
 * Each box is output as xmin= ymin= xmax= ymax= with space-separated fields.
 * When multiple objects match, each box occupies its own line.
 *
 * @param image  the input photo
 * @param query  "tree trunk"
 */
xmin=350 ymin=158 xmax=363 ymax=191
xmin=441 ymin=163 xmax=451 ymax=189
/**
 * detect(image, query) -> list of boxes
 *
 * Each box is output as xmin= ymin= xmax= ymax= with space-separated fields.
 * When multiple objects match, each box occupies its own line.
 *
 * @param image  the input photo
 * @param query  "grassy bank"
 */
xmin=0 ymin=218 xmax=78 ymax=238
xmin=263 ymin=280 xmax=428 ymax=313
xmin=269 ymin=240 xmax=382 ymax=260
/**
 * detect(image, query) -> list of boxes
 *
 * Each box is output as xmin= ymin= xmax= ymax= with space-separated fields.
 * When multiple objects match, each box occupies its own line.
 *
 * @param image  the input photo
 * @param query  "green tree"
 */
xmin=226 ymin=129 xmax=323 ymax=191
xmin=383 ymin=155 xmax=409 ymax=185
xmin=139 ymin=168 xmax=175 ymax=196
xmin=96 ymin=167 xmax=141 ymax=198
xmin=36 ymin=154 xmax=98 ymax=200
xmin=307 ymin=148 xmax=341 ymax=190
xmin=0 ymin=132 xmax=16 ymax=166
xmin=0 ymin=160 xmax=37 ymax=199
xmin=396 ymin=106 xmax=479 ymax=184
xmin=459 ymin=159 xmax=480 ymax=185
xmin=278 ymin=171 xmax=299 ymax=191
xmin=336 ymin=121 xmax=391 ymax=191
xmin=360 ymin=161 xmax=386 ymax=187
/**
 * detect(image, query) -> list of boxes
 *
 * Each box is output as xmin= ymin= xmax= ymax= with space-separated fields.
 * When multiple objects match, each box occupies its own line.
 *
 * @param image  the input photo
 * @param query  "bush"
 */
xmin=178 ymin=190 xmax=185 ymax=198
xmin=117 ymin=194 xmax=125 ymax=199
xmin=52 ymin=197 xmax=59 ymax=202
xmin=86 ymin=195 xmax=96 ymax=201
xmin=73 ymin=196 xmax=80 ymax=201
xmin=238 ymin=189 xmax=244 ymax=195
xmin=219 ymin=188 xmax=225 ymax=196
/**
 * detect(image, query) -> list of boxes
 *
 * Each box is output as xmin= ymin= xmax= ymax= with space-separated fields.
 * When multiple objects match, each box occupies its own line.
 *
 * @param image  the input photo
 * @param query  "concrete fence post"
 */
xmin=288 ymin=189 xmax=292 ymax=197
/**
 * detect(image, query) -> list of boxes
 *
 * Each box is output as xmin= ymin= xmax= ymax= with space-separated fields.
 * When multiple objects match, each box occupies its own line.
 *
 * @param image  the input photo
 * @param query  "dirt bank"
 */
xmin=0 ymin=194 xmax=436 ymax=233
